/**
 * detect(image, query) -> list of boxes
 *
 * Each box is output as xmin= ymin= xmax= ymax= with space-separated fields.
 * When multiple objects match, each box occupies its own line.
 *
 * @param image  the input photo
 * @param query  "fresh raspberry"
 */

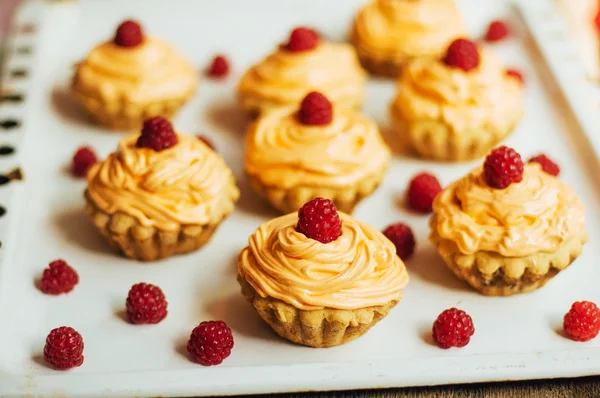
xmin=484 ymin=20 xmax=510 ymax=42
xmin=382 ymin=223 xmax=416 ymax=260
xmin=40 ymin=260 xmax=79 ymax=295
xmin=432 ymin=308 xmax=475 ymax=349
xmin=298 ymin=92 xmax=333 ymax=126
xmin=296 ymin=197 xmax=343 ymax=244
xmin=443 ymin=38 xmax=480 ymax=72
xmin=595 ymin=5 xmax=600 ymax=31
xmin=126 ymin=283 xmax=168 ymax=324
xmin=506 ymin=69 xmax=524 ymax=85
xmin=187 ymin=320 xmax=234 ymax=366
xmin=483 ymin=146 xmax=524 ymax=189
xmin=72 ymin=146 xmax=97 ymax=178
xmin=529 ymin=154 xmax=560 ymax=177
xmin=114 ymin=20 xmax=144 ymax=48
xmin=44 ymin=326 xmax=84 ymax=370
xmin=286 ymin=27 xmax=319 ymax=52
xmin=563 ymin=301 xmax=600 ymax=342
xmin=407 ymin=172 xmax=442 ymax=213
xmin=207 ymin=55 xmax=229 ymax=78
xmin=198 ymin=135 xmax=216 ymax=151
xmin=136 ymin=117 xmax=178 ymax=151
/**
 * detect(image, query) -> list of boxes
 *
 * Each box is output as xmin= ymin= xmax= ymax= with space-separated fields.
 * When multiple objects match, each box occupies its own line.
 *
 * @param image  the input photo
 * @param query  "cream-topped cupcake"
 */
xmin=238 ymin=198 xmax=409 ymax=347
xmin=85 ymin=117 xmax=239 ymax=261
xmin=430 ymin=147 xmax=587 ymax=295
xmin=245 ymin=92 xmax=390 ymax=213
xmin=72 ymin=20 xmax=198 ymax=130
xmin=238 ymin=27 xmax=366 ymax=116
xmin=352 ymin=0 xmax=463 ymax=77
xmin=390 ymin=38 xmax=524 ymax=161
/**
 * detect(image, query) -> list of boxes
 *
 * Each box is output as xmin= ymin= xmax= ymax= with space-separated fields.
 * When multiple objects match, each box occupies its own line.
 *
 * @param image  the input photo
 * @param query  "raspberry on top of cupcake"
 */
xmin=237 ymin=26 xmax=366 ymax=115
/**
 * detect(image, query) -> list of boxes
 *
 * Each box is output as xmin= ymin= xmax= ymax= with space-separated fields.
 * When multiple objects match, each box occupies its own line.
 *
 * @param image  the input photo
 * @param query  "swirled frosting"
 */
xmin=238 ymin=213 xmax=409 ymax=310
xmin=73 ymin=39 xmax=198 ymax=103
xmin=245 ymin=106 xmax=390 ymax=189
xmin=353 ymin=0 xmax=463 ymax=61
xmin=87 ymin=134 xmax=238 ymax=231
xmin=391 ymin=48 xmax=523 ymax=134
xmin=237 ymin=42 xmax=366 ymax=112
xmin=432 ymin=163 xmax=586 ymax=257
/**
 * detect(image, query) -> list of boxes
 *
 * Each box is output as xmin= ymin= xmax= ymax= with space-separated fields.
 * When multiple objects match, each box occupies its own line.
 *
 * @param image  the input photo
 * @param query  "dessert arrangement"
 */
xmin=3 ymin=0 xmax=600 ymax=394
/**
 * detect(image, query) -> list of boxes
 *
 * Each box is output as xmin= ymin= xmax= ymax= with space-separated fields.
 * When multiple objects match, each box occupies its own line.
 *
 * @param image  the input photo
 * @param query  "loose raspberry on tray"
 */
xmin=506 ymin=69 xmax=524 ymax=85
xmin=187 ymin=320 xmax=234 ymax=366
xmin=44 ymin=326 xmax=84 ymax=370
xmin=40 ymin=259 xmax=79 ymax=295
xmin=407 ymin=172 xmax=442 ymax=213
xmin=114 ymin=20 xmax=144 ymax=48
xmin=296 ymin=197 xmax=343 ymax=244
xmin=484 ymin=20 xmax=510 ymax=42
xmin=298 ymin=92 xmax=333 ymax=126
xmin=136 ymin=116 xmax=178 ymax=151
xmin=432 ymin=308 xmax=475 ymax=349
xmin=483 ymin=146 xmax=524 ymax=189
xmin=528 ymin=154 xmax=560 ymax=177
xmin=443 ymin=38 xmax=480 ymax=72
xmin=126 ymin=283 xmax=168 ymax=324
xmin=72 ymin=146 xmax=97 ymax=178
xmin=286 ymin=27 xmax=319 ymax=52
xmin=382 ymin=223 xmax=415 ymax=261
xmin=207 ymin=55 xmax=230 ymax=78
xmin=563 ymin=301 xmax=600 ymax=342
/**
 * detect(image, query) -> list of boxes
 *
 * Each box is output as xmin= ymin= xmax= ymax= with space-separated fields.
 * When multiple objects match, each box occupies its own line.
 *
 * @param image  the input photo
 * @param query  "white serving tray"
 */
xmin=1 ymin=0 xmax=600 ymax=397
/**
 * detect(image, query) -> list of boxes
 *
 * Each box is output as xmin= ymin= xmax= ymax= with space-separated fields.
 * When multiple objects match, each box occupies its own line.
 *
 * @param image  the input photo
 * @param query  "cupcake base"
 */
xmin=238 ymin=276 xmax=398 ymax=348
xmin=429 ymin=217 xmax=588 ymax=296
xmin=357 ymin=52 xmax=406 ymax=79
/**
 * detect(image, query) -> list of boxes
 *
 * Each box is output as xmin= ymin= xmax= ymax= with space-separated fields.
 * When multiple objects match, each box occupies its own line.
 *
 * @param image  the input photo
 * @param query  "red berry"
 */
xmin=483 ymin=146 xmax=524 ymax=189
xmin=443 ymin=38 xmax=480 ymax=72
xmin=187 ymin=320 xmax=234 ymax=366
xmin=382 ymin=223 xmax=416 ymax=261
xmin=432 ymin=308 xmax=475 ymax=349
xmin=564 ymin=301 xmax=600 ymax=342
xmin=44 ymin=326 xmax=84 ymax=370
xmin=114 ymin=20 xmax=144 ymax=48
xmin=407 ymin=172 xmax=442 ymax=213
xmin=40 ymin=260 xmax=79 ymax=295
xmin=286 ymin=27 xmax=319 ymax=52
xmin=207 ymin=55 xmax=229 ymax=78
xmin=198 ymin=135 xmax=216 ymax=151
xmin=296 ymin=197 xmax=343 ymax=244
xmin=529 ymin=154 xmax=560 ymax=177
xmin=506 ymin=69 xmax=524 ymax=84
xmin=72 ymin=146 xmax=97 ymax=178
xmin=595 ymin=6 xmax=600 ymax=30
xmin=484 ymin=20 xmax=510 ymax=42
xmin=298 ymin=92 xmax=333 ymax=126
xmin=126 ymin=283 xmax=168 ymax=324
xmin=136 ymin=117 xmax=178 ymax=151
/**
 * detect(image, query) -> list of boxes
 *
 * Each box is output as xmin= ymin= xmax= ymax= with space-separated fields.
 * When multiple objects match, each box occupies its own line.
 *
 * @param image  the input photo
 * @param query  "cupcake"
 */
xmin=238 ymin=198 xmax=409 ymax=348
xmin=352 ymin=0 xmax=463 ymax=77
xmin=72 ymin=20 xmax=198 ymax=130
xmin=390 ymin=38 xmax=524 ymax=162
xmin=245 ymin=92 xmax=390 ymax=214
xmin=85 ymin=117 xmax=239 ymax=261
xmin=430 ymin=147 xmax=587 ymax=296
xmin=237 ymin=27 xmax=366 ymax=116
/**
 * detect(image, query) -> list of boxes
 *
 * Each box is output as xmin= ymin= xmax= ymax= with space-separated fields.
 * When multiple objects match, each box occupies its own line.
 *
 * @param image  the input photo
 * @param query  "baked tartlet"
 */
xmin=245 ymin=92 xmax=390 ymax=214
xmin=72 ymin=20 xmax=198 ymax=130
xmin=430 ymin=147 xmax=587 ymax=296
xmin=237 ymin=27 xmax=366 ymax=116
xmin=85 ymin=117 xmax=239 ymax=261
xmin=238 ymin=198 xmax=409 ymax=348
xmin=352 ymin=0 xmax=463 ymax=77
xmin=390 ymin=38 xmax=524 ymax=162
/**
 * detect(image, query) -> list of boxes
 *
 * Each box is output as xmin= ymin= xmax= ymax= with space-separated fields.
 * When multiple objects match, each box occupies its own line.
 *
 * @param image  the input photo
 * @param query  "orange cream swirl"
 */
xmin=237 ymin=42 xmax=366 ymax=111
xmin=245 ymin=106 xmax=390 ymax=189
xmin=353 ymin=0 xmax=463 ymax=61
xmin=73 ymin=39 xmax=198 ymax=103
xmin=238 ymin=213 xmax=409 ymax=310
xmin=86 ymin=134 xmax=238 ymax=231
xmin=432 ymin=164 xmax=586 ymax=257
